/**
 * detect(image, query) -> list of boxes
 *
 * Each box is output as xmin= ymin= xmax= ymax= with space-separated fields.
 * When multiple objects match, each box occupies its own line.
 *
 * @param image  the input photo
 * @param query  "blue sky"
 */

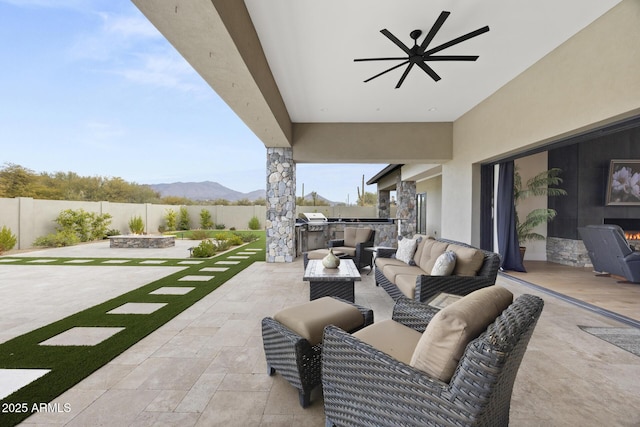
xmin=0 ymin=0 xmax=383 ymax=203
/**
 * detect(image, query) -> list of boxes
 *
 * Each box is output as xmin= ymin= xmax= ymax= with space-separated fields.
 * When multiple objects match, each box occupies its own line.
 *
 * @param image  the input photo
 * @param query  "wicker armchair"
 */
xmin=328 ymin=227 xmax=376 ymax=270
xmin=261 ymin=298 xmax=373 ymax=408
xmin=322 ymin=294 xmax=544 ymax=426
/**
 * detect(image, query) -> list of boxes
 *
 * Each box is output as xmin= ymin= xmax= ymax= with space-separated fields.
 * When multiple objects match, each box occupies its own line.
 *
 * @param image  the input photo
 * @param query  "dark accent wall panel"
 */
xmin=548 ymin=126 xmax=640 ymax=240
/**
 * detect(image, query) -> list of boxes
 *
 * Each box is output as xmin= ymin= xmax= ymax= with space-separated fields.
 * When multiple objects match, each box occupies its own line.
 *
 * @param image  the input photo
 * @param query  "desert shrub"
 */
xmin=0 ymin=226 xmax=17 ymax=253
xmin=164 ymin=209 xmax=177 ymax=231
xmin=178 ymin=206 xmax=190 ymax=230
xmin=90 ymin=212 xmax=113 ymax=240
xmin=229 ymin=226 xmax=236 ymax=231
xmin=200 ymin=209 xmax=214 ymax=229
xmin=48 ymin=209 xmax=112 ymax=242
xmin=128 ymin=215 xmax=145 ymax=234
xmin=240 ymin=232 xmax=260 ymax=243
xmin=157 ymin=224 xmax=167 ymax=233
xmin=215 ymin=239 xmax=231 ymax=251
xmin=215 ymin=223 xmax=225 ymax=230
xmin=33 ymin=229 xmax=79 ymax=247
xmin=190 ymin=229 xmax=209 ymax=240
xmin=191 ymin=239 xmax=217 ymax=258
xmin=226 ymin=234 xmax=244 ymax=246
xmin=105 ymin=228 xmax=121 ymax=237
xmin=248 ymin=216 xmax=261 ymax=230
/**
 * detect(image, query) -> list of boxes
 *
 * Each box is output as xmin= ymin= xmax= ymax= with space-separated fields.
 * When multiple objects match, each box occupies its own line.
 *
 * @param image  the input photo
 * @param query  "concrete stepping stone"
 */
xmin=39 ymin=327 xmax=125 ymax=346
xmin=27 ymin=259 xmax=56 ymax=263
xmin=215 ymin=261 xmax=240 ymax=265
xmin=200 ymin=267 xmax=229 ymax=272
xmin=140 ymin=260 xmax=167 ymax=264
xmin=0 ymin=369 xmax=50 ymax=400
xmin=227 ymin=256 xmax=249 ymax=259
xmin=243 ymin=248 xmax=263 ymax=251
xmin=102 ymin=260 xmax=129 ymax=264
xmin=0 ymin=259 xmax=18 ymax=263
xmin=107 ymin=303 xmax=167 ymax=315
xmin=236 ymin=252 xmax=254 ymax=255
xmin=150 ymin=287 xmax=195 ymax=295
xmin=178 ymin=275 xmax=215 ymax=282
xmin=178 ymin=260 xmax=204 ymax=265
xmin=64 ymin=259 xmax=94 ymax=264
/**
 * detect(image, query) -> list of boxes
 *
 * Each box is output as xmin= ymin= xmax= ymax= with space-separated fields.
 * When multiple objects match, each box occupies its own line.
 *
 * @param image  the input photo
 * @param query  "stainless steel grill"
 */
xmin=296 ymin=213 xmax=329 ymax=255
xmin=298 ymin=212 xmax=328 ymax=231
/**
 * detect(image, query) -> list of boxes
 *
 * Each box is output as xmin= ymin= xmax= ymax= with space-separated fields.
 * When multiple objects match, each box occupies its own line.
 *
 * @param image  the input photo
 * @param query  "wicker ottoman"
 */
xmin=261 ymin=297 xmax=373 ymax=407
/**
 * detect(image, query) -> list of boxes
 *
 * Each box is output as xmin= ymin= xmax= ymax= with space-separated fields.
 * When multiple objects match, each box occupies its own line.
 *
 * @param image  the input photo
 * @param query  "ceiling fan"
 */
xmin=354 ymin=11 xmax=490 ymax=89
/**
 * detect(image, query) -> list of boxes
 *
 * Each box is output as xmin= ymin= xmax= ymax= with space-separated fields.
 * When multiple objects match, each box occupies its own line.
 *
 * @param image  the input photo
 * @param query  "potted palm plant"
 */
xmin=514 ymin=167 xmax=567 ymax=261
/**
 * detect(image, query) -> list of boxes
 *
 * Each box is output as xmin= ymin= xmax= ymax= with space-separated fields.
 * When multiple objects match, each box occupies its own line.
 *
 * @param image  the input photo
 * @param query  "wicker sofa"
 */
xmin=375 ymin=236 xmax=501 ymax=302
xmin=322 ymin=291 xmax=544 ymax=427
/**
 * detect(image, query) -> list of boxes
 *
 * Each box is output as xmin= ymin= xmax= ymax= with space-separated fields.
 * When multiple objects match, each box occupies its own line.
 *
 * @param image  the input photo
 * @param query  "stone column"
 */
xmin=266 ymin=148 xmax=296 ymax=262
xmin=378 ymin=189 xmax=390 ymax=219
xmin=396 ymin=176 xmax=416 ymax=238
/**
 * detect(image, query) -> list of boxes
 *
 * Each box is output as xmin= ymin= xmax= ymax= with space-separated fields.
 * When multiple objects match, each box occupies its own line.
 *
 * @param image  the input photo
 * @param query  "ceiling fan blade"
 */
xmin=425 ymin=55 xmax=479 ymax=61
xmin=380 ymin=29 xmax=412 ymax=54
xmin=354 ymin=57 xmax=408 ymax=62
xmin=395 ymin=63 xmax=415 ymax=89
xmin=416 ymin=61 xmax=441 ymax=82
xmin=419 ymin=11 xmax=450 ymax=54
xmin=425 ymin=26 xmax=490 ymax=56
xmin=363 ymin=60 xmax=409 ymax=83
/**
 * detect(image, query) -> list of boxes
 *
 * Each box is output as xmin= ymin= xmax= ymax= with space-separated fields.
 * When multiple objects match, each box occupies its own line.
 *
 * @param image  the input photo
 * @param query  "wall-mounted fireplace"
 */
xmin=604 ymin=218 xmax=640 ymax=242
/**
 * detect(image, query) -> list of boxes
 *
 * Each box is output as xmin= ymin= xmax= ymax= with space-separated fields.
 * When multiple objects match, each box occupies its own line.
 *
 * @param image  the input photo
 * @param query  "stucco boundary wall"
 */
xmin=0 ymin=198 xmax=381 ymax=250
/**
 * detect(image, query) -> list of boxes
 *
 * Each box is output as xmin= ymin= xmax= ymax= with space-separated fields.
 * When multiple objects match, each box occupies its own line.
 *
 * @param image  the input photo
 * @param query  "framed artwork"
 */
xmin=606 ymin=160 xmax=640 ymax=205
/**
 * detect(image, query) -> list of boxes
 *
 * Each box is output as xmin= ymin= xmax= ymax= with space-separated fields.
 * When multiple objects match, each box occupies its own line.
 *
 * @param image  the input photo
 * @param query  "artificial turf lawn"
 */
xmin=0 ymin=235 xmax=265 ymax=426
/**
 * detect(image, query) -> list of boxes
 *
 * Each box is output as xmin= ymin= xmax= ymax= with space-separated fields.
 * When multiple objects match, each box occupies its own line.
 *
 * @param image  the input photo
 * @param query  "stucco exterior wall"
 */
xmin=0 ymin=197 xmax=385 ymax=250
xmin=444 ymin=0 xmax=640 ymax=245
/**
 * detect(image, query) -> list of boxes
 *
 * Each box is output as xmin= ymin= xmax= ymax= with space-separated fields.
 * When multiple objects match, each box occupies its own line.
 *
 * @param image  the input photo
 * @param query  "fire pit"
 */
xmin=108 ymin=235 xmax=175 ymax=248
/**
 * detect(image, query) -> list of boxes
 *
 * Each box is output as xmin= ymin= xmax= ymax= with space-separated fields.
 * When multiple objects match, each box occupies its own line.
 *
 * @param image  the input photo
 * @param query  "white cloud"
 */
xmin=100 ymin=12 xmax=161 ymax=40
xmin=114 ymin=50 xmax=205 ymax=93
xmin=67 ymin=9 xmax=206 ymax=94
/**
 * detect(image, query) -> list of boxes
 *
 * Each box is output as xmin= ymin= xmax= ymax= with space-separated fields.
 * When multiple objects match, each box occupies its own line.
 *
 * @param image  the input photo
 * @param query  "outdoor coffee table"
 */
xmin=303 ymin=259 xmax=361 ymax=302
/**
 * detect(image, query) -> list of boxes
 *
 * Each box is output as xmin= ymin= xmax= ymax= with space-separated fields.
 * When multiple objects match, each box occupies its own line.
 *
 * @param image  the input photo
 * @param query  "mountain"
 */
xmin=148 ymin=181 xmax=265 ymax=202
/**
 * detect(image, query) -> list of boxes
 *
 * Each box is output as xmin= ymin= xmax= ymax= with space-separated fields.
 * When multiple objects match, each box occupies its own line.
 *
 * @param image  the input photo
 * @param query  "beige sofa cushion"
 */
xmin=411 ymin=234 xmax=431 ymax=265
xmin=353 ymin=319 xmax=422 ymax=365
xmin=274 ymin=297 xmax=364 ymax=346
xmin=447 ymin=244 xmax=485 ymax=276
xmin=329 ymin=246 xmax=356 ymax=257
xmin=395 ymin=274 xmax=419 ymax=298
xmin=382 ymin=264 xmax=425 ymax=283
xmin=418 ymin=240 xmax=449 ymax=273
xmin=375 ymin=257 xmax=405 ymax=270
xmin=344 ymin=227 xmax=372 ymax=247
xmin=409 ymin=286 xmax=513 ymax=382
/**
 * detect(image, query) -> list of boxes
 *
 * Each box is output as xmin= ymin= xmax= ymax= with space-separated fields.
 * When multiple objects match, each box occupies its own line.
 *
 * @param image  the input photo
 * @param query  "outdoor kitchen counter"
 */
xmin=296 ymin=219 xmax=398 ymax=256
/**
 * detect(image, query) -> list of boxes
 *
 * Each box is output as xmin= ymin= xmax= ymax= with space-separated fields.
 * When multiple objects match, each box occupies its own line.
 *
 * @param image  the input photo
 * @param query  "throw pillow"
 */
xmin=395 ymin=237 xmax=418 ymax=265
xmin=431 ymin=251 xmax=456 ymax=276
xmin=409 ymin=286 xmax=513 ymax=382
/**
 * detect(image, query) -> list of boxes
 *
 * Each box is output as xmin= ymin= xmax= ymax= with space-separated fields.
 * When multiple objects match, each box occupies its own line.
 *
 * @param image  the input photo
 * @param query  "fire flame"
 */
xmin=625 ymin=232 xmax=640 ymax=241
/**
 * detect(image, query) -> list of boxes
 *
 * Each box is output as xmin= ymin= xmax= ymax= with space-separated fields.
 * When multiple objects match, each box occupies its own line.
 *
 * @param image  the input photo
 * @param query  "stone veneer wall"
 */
xmin=109 ymin=235 xmax=175 ymax=248
xmin=378 ymin=190 xmax=390 ymax=219
xmin=546 ymin=237 xmax=591 ymax=267
xmin=396 ymin=177 xmax=416 ymax=237
xmin=266 ymin=148 xmax=296 ymax=262
xmin=326 ymin=222 xmax=398 ymax=248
